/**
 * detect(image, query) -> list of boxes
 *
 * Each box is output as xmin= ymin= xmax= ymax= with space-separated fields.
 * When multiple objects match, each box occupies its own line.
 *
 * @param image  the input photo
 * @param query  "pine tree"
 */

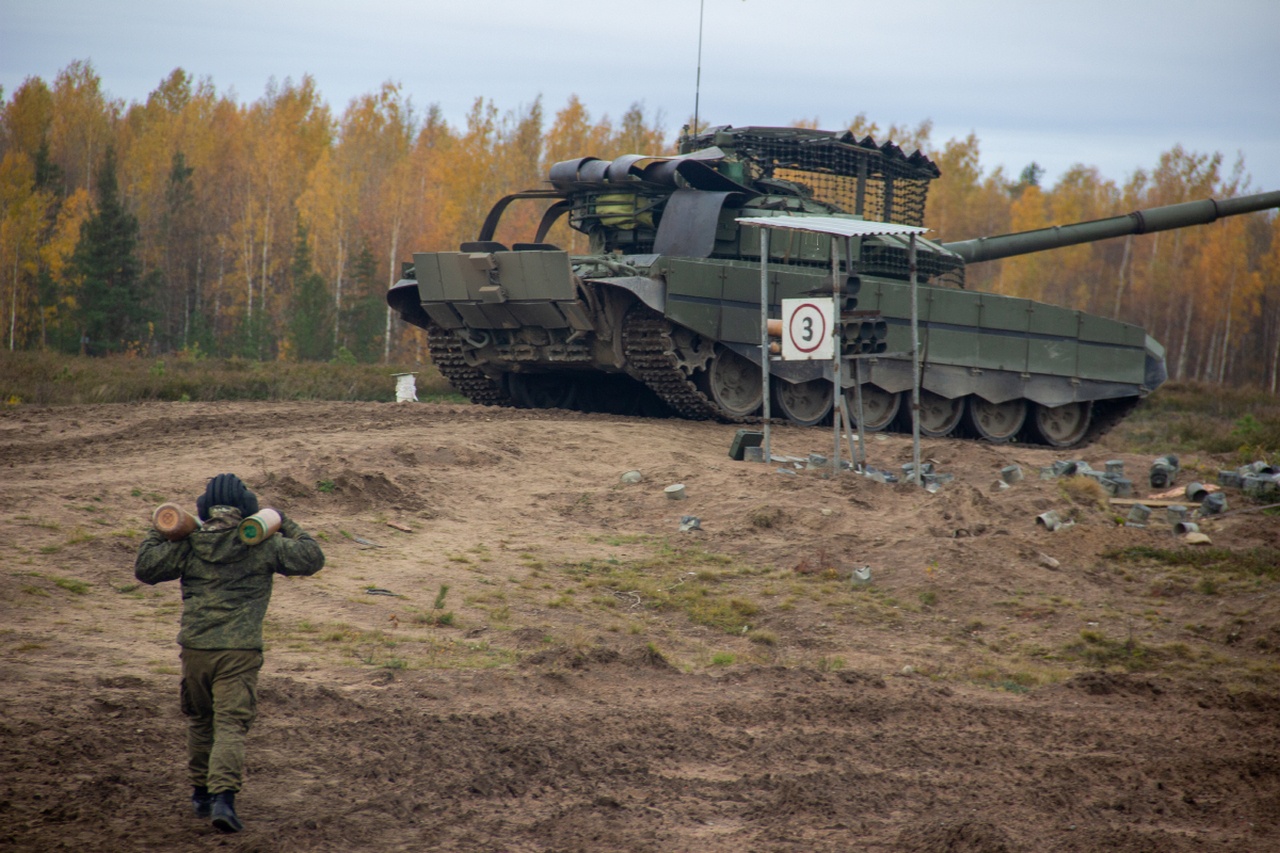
xmin=344 ymin=242 xmax=384 ymax=363
xmin=287 ymin=222 xmax=334 ymax=361
xmin=71 ymin=146 xmax=151 ymax=353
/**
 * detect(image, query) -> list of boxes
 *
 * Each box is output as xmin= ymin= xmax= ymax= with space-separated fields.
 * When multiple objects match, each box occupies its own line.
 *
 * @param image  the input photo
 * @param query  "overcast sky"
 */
xmin=5 ymin=0 xmax=1279 ymax=194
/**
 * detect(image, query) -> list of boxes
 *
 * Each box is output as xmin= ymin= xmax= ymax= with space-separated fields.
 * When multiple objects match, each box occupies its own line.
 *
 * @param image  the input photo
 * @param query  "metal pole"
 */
xmin=760 ymin=227 xmax=771 ymax=463
xmin=853 ymin=357 xmax=867 ymax=468
xmin=849 ymin=237 xmax=866 ymax=469
xmin=693 ymin=0 xmax=704 ymax=136
xmin=831 ymin=237 xmax=841 ymax=475
xmin=910 ymin=233 xmax=922 ymax=489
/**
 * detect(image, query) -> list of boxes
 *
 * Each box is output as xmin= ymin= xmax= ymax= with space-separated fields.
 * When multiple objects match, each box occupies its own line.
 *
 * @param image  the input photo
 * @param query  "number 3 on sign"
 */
xmin=781 ymin=298 xmax=835 ymax=361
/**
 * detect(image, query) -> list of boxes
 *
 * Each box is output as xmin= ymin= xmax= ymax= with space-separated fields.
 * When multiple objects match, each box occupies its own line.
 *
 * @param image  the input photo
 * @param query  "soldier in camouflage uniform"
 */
xmin=135 ymin=473 xmax=324 ymax=833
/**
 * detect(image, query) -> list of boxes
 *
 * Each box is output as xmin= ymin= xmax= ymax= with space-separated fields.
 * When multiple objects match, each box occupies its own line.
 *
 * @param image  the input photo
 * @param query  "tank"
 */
xmin=387 ymin=125 xmax=1280 ymax=447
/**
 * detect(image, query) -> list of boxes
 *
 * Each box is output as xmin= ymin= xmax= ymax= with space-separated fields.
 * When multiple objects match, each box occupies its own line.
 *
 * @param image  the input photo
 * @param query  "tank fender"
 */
xmin=719 ymin=341 xmax=825 ymax=385
xmin=387 ymin=278 xmax=431 ymax=329
xmin=585 ymin=276 xmax=666 ymax=314
xmin=1144 ymin=336 xmax=1168 ymax=391
xmin=864 ymin=358 xmax=1141 ymax=407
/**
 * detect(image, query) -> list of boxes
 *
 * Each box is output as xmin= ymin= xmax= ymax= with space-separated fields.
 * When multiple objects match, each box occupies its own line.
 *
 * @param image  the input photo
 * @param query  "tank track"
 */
xmin=621 ymin=306 xmax=735 ymax=422
xmin=426 ymin=323 xmax=512 ymax=406
xmin=429 ymin=309 xmax=1133 ymax=446
xmin=1079 ymin=396 xmax=1141 ymax=448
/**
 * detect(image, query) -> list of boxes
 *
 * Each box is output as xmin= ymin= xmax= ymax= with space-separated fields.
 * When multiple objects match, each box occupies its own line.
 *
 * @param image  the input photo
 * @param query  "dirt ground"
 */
xmin=1 ymin=400 xmax=1278 ymax=852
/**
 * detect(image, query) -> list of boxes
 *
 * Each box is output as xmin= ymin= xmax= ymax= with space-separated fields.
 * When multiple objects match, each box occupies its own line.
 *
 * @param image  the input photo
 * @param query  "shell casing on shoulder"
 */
xmin=238 ymin=508 xmax=282 ymax=546
xmin=152 ymin=503 xmax=200 ymax=541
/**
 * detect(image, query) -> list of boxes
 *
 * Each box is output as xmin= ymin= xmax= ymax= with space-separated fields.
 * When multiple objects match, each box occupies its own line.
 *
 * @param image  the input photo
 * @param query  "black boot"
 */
xmin=191 ymin=786 xmax=213 ymax=818
xmin=210 ymin=791 xmax=243 ymax=833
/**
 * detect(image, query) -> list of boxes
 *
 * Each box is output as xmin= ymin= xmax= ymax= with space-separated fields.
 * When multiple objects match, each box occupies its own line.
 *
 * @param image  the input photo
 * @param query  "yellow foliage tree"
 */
xmin=0 ymin=150 xmax=52 ymax=348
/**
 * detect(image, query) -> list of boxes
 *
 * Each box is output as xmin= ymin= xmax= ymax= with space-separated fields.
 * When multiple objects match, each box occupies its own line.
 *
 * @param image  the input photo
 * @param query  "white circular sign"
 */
xmin=788 ymin=298 xmax=829 ymax=356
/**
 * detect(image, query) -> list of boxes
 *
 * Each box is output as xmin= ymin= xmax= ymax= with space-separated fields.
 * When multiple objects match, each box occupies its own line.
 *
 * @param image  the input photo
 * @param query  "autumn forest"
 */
xmin=2 ymin=61 xmax=1279 ymax=392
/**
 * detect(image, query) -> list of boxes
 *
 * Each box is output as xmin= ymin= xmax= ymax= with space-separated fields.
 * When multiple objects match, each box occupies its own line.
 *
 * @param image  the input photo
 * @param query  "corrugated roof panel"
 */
xmin=736 ymin=215 xmax=929 ymax=239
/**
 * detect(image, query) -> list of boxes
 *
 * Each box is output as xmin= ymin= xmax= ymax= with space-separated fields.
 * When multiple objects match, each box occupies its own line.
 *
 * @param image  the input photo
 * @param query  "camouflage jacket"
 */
xmin=135 ymin=506 xmax=325 ymax=650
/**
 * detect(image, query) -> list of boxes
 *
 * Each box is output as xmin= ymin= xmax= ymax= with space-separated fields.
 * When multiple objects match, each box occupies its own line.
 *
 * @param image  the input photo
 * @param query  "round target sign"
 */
xmin=781 ymin=298 xmax=835 ymax=360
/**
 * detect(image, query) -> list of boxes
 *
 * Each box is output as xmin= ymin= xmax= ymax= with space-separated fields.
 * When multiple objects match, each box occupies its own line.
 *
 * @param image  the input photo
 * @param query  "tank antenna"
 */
xmin=693 ymin=0 xmax=704 ymax=136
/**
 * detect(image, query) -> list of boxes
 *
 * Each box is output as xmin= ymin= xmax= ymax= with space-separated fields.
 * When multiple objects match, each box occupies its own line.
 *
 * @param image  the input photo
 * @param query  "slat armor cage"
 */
xmin=682 ymin=125 xmax=939 ymax=227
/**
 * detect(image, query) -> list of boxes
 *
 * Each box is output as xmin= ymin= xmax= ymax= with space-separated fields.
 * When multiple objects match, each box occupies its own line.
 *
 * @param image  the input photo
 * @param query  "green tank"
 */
xmin=387 ymin=125 xmax=1280 ymax=446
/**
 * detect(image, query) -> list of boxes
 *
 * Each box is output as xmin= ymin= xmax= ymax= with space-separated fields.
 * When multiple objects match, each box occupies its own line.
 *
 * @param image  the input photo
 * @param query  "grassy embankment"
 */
xmin=4 ymin=351 xmax=1278 ymax=460
xmin=0 ymin=350 xmax=459 ymax=405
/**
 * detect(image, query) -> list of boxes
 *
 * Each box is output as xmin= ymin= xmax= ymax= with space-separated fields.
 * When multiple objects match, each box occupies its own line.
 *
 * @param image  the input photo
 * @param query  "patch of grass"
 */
xmin=595 ymin=534 xmax=649 ymax=546
xmin=321 ymin=624 xmax=362 ymax=643
xmin=710 ymin=652 xmax=735 ymax=666
xmin=547 ymin=591 xmax=576 ymax=609
xmin=1105 ymin=545 xmax=1280 ymax=581
xmin=687 ymin=596 xmax=760 ymax=633
xmin=54 ymin=577 xmax=91 ymax=595
xmin=1121 ymin=382 xmax=1280 ymax=459
xmin=1060 ymin=476 xmax=1107 ymax=509
xmin=557 ymin=541 xmax=763 ymax=634
xmin=639 ymin=642 xmax=670 ymax=666
xmin=749 ymin=506 xmax=785 ymax=529
xmin=0 ymin=351 xmax=451 ymax=405
xmin=967 ymin=666 xmax=1043 ymax=693
xmin=1064 ymin=629 xmax=1154 ymax=671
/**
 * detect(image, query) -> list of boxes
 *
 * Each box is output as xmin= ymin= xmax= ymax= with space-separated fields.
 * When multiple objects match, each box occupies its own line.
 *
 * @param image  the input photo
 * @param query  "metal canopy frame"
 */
xmin=736 ymin=215 xmax=930 ymax=487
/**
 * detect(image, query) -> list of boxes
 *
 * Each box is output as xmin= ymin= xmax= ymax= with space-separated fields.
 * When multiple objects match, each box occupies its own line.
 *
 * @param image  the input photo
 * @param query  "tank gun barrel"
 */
xmin=942 ymin=190 xmax=1280 ymax=265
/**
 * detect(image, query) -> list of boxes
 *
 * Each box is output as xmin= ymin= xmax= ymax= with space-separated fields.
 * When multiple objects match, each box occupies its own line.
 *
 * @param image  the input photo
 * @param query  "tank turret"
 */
xmin=389 ymin=125 xmax=1279 ymax=447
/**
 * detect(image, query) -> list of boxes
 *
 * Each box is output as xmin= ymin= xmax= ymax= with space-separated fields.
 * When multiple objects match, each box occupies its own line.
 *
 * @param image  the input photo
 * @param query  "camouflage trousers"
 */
xmin=179 ymin=647 xmax=263 ymax=794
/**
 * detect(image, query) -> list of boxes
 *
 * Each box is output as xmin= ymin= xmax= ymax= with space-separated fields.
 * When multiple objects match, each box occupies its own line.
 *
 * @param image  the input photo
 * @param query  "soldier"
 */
xmin=135 ymin=473 xmax=324 ymax=833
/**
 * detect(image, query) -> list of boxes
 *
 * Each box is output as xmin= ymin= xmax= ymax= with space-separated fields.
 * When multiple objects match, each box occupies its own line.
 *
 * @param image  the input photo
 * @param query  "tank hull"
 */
xmin=389 ymin=246 xmax=1164 ymax=446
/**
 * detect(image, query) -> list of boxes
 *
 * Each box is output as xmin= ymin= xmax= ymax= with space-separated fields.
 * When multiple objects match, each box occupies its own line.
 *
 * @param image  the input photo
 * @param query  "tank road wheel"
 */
xmin=1032 ymin=401 xmax=1093 ymax=447
xmin=507 ymin=374 xmax=576 ymax=410
xmin=909 ymin=390 xmax=965 ymax=438
xmin=845 ymin=385 xmax=900 ymax=432
xmin=774 ymin=378 xmax=832 ymax=427
xmin=702 ymin=347 xmax=763 ymax=418
xmin=966 ymin=396 xmax=1028 ymax=444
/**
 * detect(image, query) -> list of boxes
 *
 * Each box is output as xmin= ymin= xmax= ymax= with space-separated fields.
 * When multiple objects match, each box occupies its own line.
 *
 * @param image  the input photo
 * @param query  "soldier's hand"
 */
xmin=278 ymin=513 xmax=304 ymax=539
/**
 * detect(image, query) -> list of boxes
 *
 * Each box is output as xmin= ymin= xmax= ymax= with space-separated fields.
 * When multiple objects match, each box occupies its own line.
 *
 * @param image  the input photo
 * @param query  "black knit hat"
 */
xmin=196 ymin=473 xmax=260 ymax=521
